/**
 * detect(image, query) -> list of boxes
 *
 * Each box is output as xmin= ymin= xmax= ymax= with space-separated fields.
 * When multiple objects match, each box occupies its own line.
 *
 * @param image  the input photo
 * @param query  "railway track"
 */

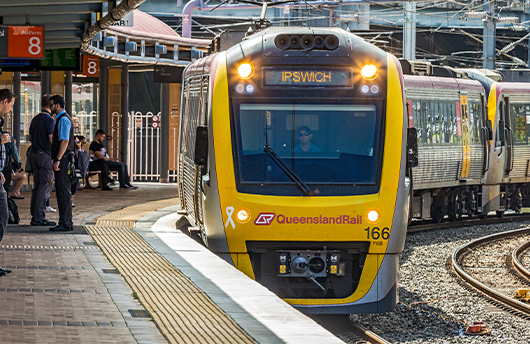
xmin=511 ymin=239 xmax=530 ymax=282
xmin=310 ymin=314 xmax=391 ymax=344
xmin=451 ymin=227 xmax=530 ymax=319
xmin=408 ymin=212 xmax=530 ymax=233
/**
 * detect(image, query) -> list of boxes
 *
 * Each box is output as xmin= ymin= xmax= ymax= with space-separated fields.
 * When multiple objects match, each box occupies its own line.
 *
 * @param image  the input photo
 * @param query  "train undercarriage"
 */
xmin=412 ymin=184 xmax=530 ymax=223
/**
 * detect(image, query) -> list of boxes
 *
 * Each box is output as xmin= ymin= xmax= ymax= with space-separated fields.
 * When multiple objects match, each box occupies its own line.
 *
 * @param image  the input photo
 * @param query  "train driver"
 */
xmin=294 ymin=126 xmax=322 ymax=152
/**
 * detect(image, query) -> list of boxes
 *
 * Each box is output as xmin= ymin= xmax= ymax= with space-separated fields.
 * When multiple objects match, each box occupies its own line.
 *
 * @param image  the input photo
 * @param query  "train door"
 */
xmin=497 ymin=97 xmax=513 ymax=176
xmin=460 ymin=93 xmax=471 ymax=179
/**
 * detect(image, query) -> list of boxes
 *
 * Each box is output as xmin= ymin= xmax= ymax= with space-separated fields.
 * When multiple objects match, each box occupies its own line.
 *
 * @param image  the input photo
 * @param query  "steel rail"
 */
xmin=351 ymin=322 xmax=392 ymax=344
xmin=452 ymin=227 xmax=530 ymax=315
xmin=512 ymin=239 xmax=530 ymax=281
xmin=407 ymin=213 xmax=530 ymax=233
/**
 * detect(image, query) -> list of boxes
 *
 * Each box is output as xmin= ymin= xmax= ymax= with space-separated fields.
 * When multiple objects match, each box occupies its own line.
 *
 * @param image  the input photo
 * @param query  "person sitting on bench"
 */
xmin=89 ymin=129 xmax=136 ymax=190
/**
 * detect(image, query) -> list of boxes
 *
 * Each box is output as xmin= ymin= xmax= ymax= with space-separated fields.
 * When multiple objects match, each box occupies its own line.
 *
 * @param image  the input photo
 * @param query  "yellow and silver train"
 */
xmin=177 ymin=28 xmax=411 ymax=314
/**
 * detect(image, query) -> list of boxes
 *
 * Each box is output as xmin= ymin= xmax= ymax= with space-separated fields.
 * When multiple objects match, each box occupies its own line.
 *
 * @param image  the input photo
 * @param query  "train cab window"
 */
xmin=233 ymin=102 xmax=382 ymax=196
xmin=510 ymin=104 xmax=530 ymax=145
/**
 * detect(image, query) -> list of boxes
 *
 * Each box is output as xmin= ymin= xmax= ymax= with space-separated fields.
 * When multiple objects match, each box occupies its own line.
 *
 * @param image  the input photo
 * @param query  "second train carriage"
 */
xmin=403 ymin=61 xmax=530 ymax=221
xmin=178 ymin=27 xmax=411 ymax=314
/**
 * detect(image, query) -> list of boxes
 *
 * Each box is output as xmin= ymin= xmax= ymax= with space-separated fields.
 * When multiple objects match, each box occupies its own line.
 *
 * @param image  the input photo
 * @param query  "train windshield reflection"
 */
xmin=235 ymin=102 xmax=381 ymax=186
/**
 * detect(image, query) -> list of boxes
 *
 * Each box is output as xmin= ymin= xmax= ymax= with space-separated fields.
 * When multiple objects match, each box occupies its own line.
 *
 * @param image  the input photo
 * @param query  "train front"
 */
xmin=208 ymin=28 xmax=408 ymax=314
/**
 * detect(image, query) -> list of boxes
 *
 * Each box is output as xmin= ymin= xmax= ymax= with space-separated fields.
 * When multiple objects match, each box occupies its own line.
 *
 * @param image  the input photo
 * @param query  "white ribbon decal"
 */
xmin=225 ymin=206 xmax=235 ymax=229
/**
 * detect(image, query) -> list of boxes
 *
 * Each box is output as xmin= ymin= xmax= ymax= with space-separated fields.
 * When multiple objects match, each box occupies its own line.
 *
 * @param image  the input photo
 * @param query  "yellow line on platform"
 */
xmin=86 ymin=198 xmax=257 ymax=344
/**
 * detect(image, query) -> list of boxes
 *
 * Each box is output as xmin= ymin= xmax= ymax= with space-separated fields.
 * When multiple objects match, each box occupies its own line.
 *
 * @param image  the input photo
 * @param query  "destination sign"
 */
xmin=263 ymin=68 xmax=352 ymax=87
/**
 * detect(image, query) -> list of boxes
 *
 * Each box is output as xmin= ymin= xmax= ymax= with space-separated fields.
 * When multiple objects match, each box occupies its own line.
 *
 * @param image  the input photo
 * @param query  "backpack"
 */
xmin=77 ymin=150 xmax=90 ymax=179
xmin=7 ymin=197 xmax=19 ymax=224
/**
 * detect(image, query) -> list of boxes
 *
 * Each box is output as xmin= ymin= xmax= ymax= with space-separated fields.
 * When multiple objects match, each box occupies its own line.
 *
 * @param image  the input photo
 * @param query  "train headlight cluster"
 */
xmin=361 ymin=63 xmax=378 ymax=80
xmin=237 ymin=62 xmax=254 ymax=79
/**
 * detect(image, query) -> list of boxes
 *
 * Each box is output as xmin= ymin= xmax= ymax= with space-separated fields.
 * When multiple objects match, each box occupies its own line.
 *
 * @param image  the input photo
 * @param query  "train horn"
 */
xmin=289 ymin=35 xmax=301 ymax=49
xmin=300 ymin=35 xmax=315 ymax=50
xmin=275 ymin=34 xmax=290 ymax=50
xmin=314 ymin=36 xmax=325 ymax=49
xmin=324 ymin=35 xmax=339 ymax=50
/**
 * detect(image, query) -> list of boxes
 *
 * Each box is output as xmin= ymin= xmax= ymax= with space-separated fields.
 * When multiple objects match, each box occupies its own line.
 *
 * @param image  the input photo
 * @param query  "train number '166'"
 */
xmin=364 ymin=227 xmax=390 ymax=240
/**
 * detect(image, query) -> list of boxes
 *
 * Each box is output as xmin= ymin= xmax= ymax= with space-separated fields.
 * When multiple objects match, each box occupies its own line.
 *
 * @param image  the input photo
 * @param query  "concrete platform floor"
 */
xmin=0 ymin=183 xmax=178 ymax=344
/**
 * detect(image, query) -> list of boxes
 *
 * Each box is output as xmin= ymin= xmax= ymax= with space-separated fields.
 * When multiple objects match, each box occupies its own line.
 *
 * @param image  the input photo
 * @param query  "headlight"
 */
xmin=361 ymin=64 xmax=378 ymax=80
xmin=367 ymin=209 xmax=380 ymax=223
xmin=237 ymin=63 xmax=254 ymax=79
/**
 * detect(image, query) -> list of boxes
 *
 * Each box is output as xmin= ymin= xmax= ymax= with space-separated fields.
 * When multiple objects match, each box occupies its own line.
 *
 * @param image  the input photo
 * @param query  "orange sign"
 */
xmin=82 ymin=55 xmax=99 ymax=77
xmin=8 ymin=26 xmax=44 ymax=59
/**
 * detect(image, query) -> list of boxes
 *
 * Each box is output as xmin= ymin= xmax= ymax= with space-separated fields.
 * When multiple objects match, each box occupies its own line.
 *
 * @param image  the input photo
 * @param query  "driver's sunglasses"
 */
xmin=298 ymin=132 xmax=310 ymax=137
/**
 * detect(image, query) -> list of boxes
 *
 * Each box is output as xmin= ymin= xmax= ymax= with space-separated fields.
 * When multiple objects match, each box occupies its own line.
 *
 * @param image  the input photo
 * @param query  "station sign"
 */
xmin=39 ymin=48 xmax=81 ymax=71
xmin=110 ymin=11 xmax=134 ymax=27
xmin=154 ymin=66 xmax=184 ymax=83
xmin=0 ymin=25 xmax=44 ymax=59
xmin=82 ymin=55 xmax=99 ymax=77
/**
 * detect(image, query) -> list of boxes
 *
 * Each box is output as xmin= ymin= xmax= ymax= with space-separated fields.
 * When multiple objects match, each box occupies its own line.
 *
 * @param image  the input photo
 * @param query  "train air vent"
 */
xmin=409 ymin=61 xmax=432 ymax=76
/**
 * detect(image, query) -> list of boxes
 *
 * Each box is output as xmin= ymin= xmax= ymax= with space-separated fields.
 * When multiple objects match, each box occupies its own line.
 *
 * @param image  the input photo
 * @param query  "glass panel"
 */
xmin=236 ymin=103 xmax=380 ymax=185
xmin=511 ymin=103 xmax=530 ymax=145
xmin=72 ymin=83 xmax=98 ymax=142
xmin=19 ymin=81 xmax=41 ymax=143
xmin=469 ymin=101 xmax=483 ymax=144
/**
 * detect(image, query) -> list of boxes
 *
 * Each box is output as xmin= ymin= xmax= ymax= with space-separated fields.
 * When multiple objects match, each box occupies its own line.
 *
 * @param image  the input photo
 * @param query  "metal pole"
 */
xmin=13 ymin=72 xmax=21 ymax=147
xmin=99 ymin=65 xmax=109 ymax=147
xmin=65 ymin=71 xmax=73 ymax=116
xmin=160 ymin=83 xmax=170 ymax=183
xmin=403 ymin=1 xmax=416 ymax=60
xmin=329 ymin=7 xmax=335 ymax=27
xmin=120 ymin=64 xmax=129 ymax=165
xmin=483 ymin=0 xmax=496 ymax=70
xmin=41 ymin=71 xmax=51 ymax=96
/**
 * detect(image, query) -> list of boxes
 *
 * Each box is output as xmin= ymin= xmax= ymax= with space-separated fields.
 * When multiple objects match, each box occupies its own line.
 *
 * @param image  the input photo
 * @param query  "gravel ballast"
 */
xmin=351 ymin=220 xmax=530 ymax=344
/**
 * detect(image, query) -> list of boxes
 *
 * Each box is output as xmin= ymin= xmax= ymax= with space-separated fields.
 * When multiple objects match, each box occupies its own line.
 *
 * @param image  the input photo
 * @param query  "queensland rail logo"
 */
xmin=254 ymin=212 xmax=362 ymax=225
xmin=254 ymin=213 xmax=276 ymax=225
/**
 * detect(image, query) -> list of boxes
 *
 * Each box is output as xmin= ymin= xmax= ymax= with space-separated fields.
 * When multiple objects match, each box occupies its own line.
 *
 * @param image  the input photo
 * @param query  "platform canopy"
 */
xmin=0 ymin=0 xmax=211 ymax=65
xmin=0 ymin=0 xmax=111 ymax=50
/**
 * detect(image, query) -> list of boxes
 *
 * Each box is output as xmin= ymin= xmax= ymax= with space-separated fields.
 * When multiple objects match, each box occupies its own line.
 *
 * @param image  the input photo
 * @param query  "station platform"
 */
xmin=0 ymin=183 xmax=344 ymax=343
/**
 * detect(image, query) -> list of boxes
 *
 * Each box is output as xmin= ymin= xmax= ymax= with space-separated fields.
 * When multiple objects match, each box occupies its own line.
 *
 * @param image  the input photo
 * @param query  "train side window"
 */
xmin=469 ymin=101 xmax=482 ymax=144
xmin=430 ymin=101 xmax=440 ymax=144
xmin=496 ymin=101 xmax=505 ymax=147
xmin=411 ymin=100 xmax=423 ymax=144
xmin=510 ymin=104 xmax=528 ymax=145
xmin=422 ymin=101 xmax=431 ymax=144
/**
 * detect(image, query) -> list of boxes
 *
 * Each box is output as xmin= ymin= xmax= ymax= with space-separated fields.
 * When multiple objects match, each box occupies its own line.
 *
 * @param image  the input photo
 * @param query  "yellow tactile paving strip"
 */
xmin=86 ymin=198 xmax=257 ymax=344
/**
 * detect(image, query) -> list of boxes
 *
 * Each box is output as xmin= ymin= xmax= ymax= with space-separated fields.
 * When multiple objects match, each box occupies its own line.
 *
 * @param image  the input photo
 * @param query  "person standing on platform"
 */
xmin=0 ymin=89 xmax=16 ymax=275
xmin=28 ymin=94 xmax=56 ymax=227
xmin=49 ymin=95 xmax=74 ymax=232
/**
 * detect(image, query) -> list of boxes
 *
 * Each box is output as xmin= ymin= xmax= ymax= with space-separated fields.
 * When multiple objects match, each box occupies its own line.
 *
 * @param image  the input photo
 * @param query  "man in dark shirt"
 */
xmin=0 ymin=89 xmax=16 ymax=275
xmin=49 ymin=95 xmax=74 ymax=232
xmin=28 ymin=94 xmax=57 ymax=227
xmin=89 ymin=129 xmax=136 ymax=189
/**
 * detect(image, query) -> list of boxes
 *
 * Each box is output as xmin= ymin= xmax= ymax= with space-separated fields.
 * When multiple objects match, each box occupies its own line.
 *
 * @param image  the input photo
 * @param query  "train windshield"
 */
xmin=233 ymin=102 xmax=383 ymax=196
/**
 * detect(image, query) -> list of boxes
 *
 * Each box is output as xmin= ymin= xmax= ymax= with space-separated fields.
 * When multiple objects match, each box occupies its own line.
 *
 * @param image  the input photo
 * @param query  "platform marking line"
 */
xmin=86 ymin=198 xmax=257 ymax=344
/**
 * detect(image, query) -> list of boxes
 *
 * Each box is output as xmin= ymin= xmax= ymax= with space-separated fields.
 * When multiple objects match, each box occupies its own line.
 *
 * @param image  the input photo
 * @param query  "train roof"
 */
xmin=494 ymin=82 xmax=530 ymax=95
xmin=404 ymin=74 xmax=484 ymax=93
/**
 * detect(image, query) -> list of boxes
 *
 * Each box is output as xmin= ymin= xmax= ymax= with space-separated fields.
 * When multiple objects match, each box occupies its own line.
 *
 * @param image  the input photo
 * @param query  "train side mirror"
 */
xmin=486 ymin=119 xmax=493 ymax=140
xmin=194 ymin=125 xmax=208 ymax=166
xmin=407 ymin=127 xmax=418 ymax=168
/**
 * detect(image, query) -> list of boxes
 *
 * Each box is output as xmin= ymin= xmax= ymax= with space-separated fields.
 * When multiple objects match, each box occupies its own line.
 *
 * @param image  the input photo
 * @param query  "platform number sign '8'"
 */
xmin=83 ymin=56 xmax=100 ymax=77
xmin=7 ymin=26 xmax=44 ymax=59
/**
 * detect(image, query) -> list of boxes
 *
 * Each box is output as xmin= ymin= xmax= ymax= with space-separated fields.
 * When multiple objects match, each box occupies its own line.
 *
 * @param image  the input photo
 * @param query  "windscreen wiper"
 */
xmin=264 ymin=145 xmax=312 ymax=195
